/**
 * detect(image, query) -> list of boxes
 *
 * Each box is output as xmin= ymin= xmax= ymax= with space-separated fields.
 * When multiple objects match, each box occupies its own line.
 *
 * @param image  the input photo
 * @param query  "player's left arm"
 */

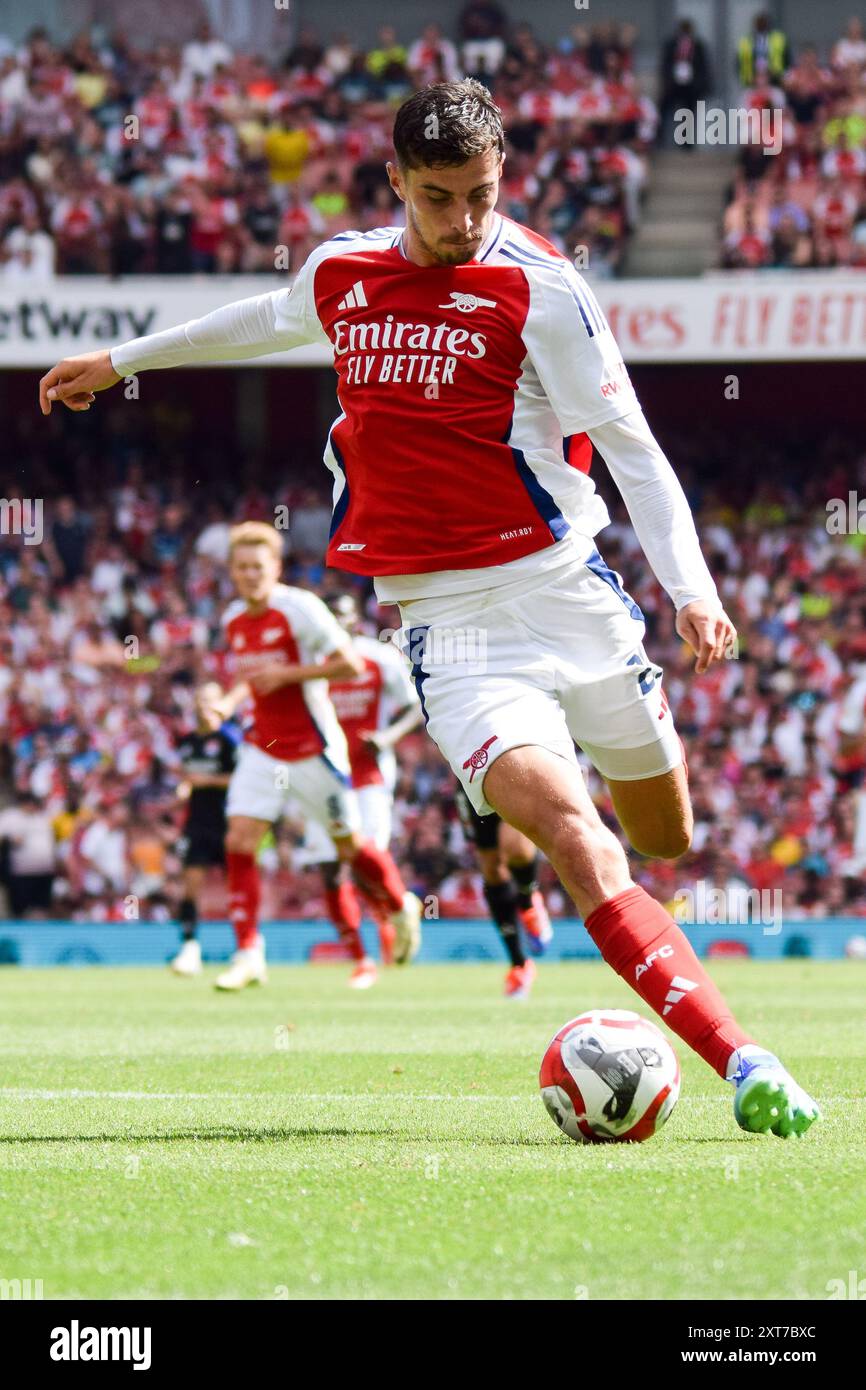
xmin=587 ymin=411 xmax=736 ymax=674
xmin=525 ymin=264 xmax=734 ymax=675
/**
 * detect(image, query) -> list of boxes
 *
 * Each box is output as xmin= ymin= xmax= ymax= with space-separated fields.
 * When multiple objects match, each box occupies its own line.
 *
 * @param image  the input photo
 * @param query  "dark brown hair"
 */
xmin=393 ymin=79 xmax=505 ymax=170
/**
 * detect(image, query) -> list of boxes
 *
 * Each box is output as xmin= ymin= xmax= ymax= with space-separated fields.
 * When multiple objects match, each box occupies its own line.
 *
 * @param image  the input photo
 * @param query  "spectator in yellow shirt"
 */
xmin=263 ymin=119 xmax=310 ymax=184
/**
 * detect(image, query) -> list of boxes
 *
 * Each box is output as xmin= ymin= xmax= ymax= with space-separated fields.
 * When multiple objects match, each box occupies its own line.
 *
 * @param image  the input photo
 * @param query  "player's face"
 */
xmin=229 ymin=543 xmax=281 ymax=605
xmin=388 ymin=147 xmax=503 ymax=267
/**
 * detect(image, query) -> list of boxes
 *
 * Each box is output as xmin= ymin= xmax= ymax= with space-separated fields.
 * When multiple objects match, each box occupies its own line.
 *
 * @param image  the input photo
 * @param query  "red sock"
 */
xmin=372 ymin=905 xmax=396 ymax=965
xmin=226 ymin=851 xmax=260 ymax=950
xmin=350 ymin=842 xmax=404 ymax=914
xmin=325 ymin=883 xmax=365 ymax=961
xmin=585 ymin=885 xmax=753 ymax=1077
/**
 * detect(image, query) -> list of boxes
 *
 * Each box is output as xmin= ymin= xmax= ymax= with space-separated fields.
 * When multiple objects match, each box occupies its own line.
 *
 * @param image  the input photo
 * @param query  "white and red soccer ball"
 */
xmin=539 ymin=1009 xmax=680 ymax=1143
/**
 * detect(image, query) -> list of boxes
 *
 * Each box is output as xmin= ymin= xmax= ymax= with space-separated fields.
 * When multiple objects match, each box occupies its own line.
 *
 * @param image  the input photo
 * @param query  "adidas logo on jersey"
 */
xmin=337 ymin=280 xmax=368 ymax=311
xmin=662 ymin=975 xmax=698 ymax=1016
xmin=437 ymin=291 xmax=498 ymax=313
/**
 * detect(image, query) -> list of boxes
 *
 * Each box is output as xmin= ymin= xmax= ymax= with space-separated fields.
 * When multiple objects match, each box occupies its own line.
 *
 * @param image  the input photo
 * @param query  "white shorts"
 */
xmin=225 ymin=741 xmax=361 ymax=838
xmin=397 ymin=547 xmax=682 ymax=816
xmin=298 ymin=782 xmax=393 ymax=864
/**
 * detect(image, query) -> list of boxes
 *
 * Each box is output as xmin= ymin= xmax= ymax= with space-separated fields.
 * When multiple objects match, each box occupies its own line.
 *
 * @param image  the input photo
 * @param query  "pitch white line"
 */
xmin=0 ymin=1087 xmax=852 ymax=1105
xmin=0 ymin=1086 xmax=533 ymax=1103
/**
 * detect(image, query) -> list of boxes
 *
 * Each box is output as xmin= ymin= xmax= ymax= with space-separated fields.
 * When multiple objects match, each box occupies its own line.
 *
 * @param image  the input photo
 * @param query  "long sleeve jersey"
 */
xmin=110 ymin=213 xmax=719 ymax=610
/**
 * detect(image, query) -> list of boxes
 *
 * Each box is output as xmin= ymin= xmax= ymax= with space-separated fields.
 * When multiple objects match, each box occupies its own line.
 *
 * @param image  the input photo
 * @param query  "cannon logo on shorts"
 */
xmin=462 ymin=735 xmax=498 ymax=782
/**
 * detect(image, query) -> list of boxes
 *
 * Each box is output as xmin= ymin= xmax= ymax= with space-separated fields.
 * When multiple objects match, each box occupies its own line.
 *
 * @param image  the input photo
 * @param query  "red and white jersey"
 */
xmin=264 ymin=213 xmax=635 ymax=582
xmin=327 ymin=633 xmax=418 ymax=788
xmin=51 ymin=197 xmax=101 ymax=239
xmin=814 ymin=187 xmax=858 ymax=236
xmin=221 ymin=583 xmax=348 ymax=762
xmin=517 ymin=89 xmax=577 ymax=124
xmin=821 ymin=147 xmax=866 ymax=182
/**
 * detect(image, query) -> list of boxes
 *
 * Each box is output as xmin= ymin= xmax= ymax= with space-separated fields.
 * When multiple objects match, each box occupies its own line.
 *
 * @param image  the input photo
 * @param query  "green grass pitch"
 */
xmin=0 ymin=960 xmax=863 ymax=1301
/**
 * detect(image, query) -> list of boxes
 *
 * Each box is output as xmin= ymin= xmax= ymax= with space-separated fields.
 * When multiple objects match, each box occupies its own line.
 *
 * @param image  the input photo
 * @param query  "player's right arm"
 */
xmin=248 ymin=645 xmax=363 ymax=695
xmin=198 ymin=680 xmax=251 ymax=731
xmin=39 ymin=254 xmax=327 ymax=415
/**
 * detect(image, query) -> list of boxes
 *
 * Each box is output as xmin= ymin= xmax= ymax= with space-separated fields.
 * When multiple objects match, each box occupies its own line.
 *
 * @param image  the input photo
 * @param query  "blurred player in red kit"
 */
xmin=198 ymin=522 xmax=421 ymax=990
xmin=299 ymin=592 xmax=424 ymax=964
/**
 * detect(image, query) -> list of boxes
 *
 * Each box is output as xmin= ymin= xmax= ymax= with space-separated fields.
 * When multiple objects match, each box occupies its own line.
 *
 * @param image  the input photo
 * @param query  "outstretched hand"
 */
xmin=676 ymin=600 xmax=737 ymax=675
xmin=39 ymin=350 xmax=122 ymax=415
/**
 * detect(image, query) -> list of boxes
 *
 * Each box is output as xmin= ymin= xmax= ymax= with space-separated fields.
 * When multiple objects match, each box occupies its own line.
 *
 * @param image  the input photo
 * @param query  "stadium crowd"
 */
xmin=722 ymin=13 xmax=866 ymax=268
xmin=2 ymin=5 xmax=865 ymax=933
xmin=0 ymin=6 xmax=655 ymax=283
xmin=1 ymin=404 xmax=865 ymax=928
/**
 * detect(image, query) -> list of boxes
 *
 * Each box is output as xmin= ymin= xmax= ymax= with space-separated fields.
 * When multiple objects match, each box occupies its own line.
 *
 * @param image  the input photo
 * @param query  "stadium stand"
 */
xmin=0 ymin=10 xmax=655 ymax=282
xmin=723 ymin=14 xmax=866 ymax=269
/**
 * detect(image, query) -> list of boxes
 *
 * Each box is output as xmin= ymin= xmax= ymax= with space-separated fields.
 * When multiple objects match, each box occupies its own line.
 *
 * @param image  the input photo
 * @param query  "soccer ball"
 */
xmin=539 ymin=1009 xmax=680 ymax=1143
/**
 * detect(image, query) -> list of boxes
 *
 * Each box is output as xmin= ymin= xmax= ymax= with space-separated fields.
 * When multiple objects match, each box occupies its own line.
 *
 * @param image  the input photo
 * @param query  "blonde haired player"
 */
xmin=198 ymin=522 xmax=421 ymax=990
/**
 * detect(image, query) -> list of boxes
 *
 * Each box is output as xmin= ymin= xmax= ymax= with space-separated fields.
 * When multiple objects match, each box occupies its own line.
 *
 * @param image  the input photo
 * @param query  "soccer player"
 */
xmin=39 ymin=80 xmax=819 ymax=1136
xmin=171 ymin=681 xmax=241 ymax=977
xmin=299 ymin=593 xmax=424 ymax=964
xmin=454 ymin=783 xmax=552 ymax=999
xmin=195 ymin=521 xmax=421 ymax=990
